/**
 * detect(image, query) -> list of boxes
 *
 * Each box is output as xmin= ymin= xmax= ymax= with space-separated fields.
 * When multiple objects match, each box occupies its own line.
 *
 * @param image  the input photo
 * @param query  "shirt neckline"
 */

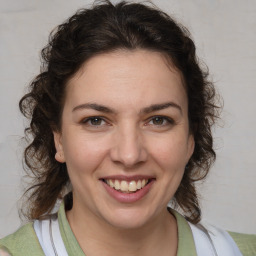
xmin=57 ymin=202 xmax=197 ymax=256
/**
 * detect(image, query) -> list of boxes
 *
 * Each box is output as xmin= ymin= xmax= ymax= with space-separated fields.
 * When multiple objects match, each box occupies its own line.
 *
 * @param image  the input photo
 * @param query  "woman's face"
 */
xmin=54 ymin=49 xmax=194 ymax=229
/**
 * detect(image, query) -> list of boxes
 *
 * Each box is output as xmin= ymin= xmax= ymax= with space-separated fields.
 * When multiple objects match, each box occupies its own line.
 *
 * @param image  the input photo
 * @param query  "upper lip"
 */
xmin=100 ymin=175 xmax=155 ymax=182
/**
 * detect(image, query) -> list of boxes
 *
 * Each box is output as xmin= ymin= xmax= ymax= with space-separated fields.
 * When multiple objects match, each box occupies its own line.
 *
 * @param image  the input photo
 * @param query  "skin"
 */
xmin=54 ymin=49 xmax=194 ymax=256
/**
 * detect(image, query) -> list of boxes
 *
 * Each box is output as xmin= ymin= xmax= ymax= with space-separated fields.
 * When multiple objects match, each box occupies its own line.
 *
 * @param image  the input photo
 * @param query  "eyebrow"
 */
xmin=141 ymin=102 xmax=182 ymax=115
xmin=72 ymin=103 xmax=115 ymax=113
xmin=72 ymin=102 xmax=182 ymax=114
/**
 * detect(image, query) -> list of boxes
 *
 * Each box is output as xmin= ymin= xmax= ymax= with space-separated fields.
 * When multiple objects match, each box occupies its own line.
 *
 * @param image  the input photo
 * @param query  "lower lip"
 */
xmin=102 ymin=180 xmax=155 ymax=203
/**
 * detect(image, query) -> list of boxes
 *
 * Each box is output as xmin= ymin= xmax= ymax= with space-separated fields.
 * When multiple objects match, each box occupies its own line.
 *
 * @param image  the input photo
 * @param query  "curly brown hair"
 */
xmin=19 ymin=0 xmax=219 ymax=223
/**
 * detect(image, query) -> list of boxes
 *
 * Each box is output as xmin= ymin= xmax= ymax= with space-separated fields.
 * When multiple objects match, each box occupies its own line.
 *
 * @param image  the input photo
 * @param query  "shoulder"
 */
xmin=229 ymin=231 xmax=256 ymax=256
xmin=189 ymin=221 xmax=256 ymax=256
xmin=0 ymin=223 xmax=44 ymax=256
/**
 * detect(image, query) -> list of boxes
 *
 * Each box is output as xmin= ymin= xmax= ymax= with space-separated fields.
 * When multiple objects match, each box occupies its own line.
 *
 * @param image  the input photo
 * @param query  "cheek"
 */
xmin=149 ymin=138 xmax=187 ymax=202
xmin=148 ymin=135 xmax=189 ymax=169
xmin=62 ymin=134 xmax=110 ymax=175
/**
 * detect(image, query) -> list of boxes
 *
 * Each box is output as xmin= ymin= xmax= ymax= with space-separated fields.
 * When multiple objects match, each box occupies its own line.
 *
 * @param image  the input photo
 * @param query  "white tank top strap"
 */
xmin=33 ymin=215 xmax=68 ymax=256
xmin=188 ymin=222 xmax=242 ymax=256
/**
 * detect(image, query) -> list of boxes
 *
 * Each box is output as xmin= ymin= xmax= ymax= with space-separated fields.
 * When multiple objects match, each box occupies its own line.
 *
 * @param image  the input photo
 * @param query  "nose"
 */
xmin=110 ymin=124 xmax=148 ymax=168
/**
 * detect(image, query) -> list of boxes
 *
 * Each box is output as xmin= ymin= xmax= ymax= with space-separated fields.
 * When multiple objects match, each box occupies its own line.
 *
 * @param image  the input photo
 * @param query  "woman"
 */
xmin=0 ymin=1 xmax=255 ymax=255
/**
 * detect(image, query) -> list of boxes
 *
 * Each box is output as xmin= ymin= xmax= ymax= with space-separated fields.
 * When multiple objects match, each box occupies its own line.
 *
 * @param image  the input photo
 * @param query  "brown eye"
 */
xmin=152 ymin=117 xmax=165 ymax=125
xmin=147 ymin=116 xmax=174 ymax=127
xmin=90 ymin=117 xmax=103 ymax=126
xmin=81 ymin=117 xmax=106 ymax=126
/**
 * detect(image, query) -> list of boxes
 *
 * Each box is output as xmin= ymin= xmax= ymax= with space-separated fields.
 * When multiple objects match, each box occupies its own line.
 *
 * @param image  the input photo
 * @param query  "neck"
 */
xmin=66 ymin=203 xmax=178 ymax=256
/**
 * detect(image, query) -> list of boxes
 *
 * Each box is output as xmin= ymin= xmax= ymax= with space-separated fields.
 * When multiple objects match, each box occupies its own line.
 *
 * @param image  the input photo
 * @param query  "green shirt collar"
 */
xmin=170 ymin=208 xmax=197 ymax=256
xmin=58 ymin=202 xmax=85 ymax=255
xmin=58 ymin=202 xmax=197 ymax=256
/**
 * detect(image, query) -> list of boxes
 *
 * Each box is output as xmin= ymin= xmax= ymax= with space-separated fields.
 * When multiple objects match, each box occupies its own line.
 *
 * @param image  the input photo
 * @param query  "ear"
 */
xmin=186 ymin=134 xmax=195 ymax=162
xmin=53 ymin=131 xmax=66 ymax=163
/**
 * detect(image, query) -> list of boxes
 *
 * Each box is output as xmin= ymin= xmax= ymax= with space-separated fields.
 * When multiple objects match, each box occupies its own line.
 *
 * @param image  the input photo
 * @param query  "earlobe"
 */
xmin=53 ymin=131 xmax=66 ymax=163
xmin=187 ymin=134 xmax=195 ymax=161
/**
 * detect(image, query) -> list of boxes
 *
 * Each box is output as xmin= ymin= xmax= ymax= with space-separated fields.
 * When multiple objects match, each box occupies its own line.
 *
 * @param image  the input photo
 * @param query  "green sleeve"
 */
xmin=229 ymin=231 xmax=256 ymax=256
xmin=0 ymin=245 xmax=12 ymax=256
xmin=0 ymin=223 xmax=44 ymax=256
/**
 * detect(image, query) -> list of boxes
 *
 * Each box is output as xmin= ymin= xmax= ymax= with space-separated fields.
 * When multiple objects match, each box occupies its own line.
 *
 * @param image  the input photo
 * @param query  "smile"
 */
xmin=103 ymin=179 xmax=150 ymax=193
xmin=101 ymin=176 xmax=155 ymax=203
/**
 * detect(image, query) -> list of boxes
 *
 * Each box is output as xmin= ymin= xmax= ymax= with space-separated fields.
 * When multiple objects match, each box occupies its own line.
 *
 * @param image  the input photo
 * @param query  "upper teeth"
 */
xmin=106 ymin=179 xmax=148 ymax=193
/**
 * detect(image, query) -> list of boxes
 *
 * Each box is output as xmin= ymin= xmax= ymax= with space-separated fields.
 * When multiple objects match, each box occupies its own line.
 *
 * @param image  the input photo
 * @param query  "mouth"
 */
xmin=101 ymin=178 xmax=154 ymax=193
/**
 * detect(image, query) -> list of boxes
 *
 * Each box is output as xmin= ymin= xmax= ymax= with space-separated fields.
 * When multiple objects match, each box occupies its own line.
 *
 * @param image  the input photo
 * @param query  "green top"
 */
xmin=1 ymin=203 xmax=256 ymax=255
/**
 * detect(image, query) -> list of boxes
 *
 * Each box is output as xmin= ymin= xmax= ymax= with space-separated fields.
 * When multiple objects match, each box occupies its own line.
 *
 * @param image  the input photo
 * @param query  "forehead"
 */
xmin=65 ymin=49 xmax=187 ymax=111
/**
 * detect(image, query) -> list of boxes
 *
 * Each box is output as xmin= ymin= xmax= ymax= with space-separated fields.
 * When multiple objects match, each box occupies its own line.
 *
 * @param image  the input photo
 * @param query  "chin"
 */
xmin=102 ymin=207 xmax=157 ymax=230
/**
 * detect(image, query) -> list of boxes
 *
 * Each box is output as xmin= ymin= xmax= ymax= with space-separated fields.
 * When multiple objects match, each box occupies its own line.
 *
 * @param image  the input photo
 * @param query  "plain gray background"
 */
xmin=0 ymin=0 xmax=256 ymax=237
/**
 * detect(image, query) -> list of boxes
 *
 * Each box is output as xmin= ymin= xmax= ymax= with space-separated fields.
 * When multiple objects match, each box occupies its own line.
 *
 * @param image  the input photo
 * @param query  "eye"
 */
xmin=150 ymin=117 xmax=165 ymax=125
xmin=81 ymin=116 xmax=106 ymax=126
xmin=147 ymin=116 xmax=174 ymax=126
